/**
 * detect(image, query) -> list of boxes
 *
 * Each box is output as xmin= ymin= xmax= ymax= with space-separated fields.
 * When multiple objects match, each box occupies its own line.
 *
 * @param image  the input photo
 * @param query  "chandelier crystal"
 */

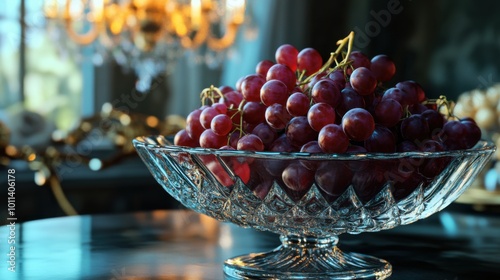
xmin=43 ymin=0 xmax=247 ymax=91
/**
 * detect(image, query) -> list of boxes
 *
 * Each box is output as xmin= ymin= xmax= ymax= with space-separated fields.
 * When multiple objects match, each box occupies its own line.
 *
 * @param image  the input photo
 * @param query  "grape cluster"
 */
xmin=173 ymin=33 xmax=482 ymax=201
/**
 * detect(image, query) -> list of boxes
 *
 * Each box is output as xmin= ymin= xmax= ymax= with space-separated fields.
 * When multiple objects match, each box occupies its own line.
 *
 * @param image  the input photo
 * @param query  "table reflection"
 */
xmin=0 ymin=207 xmax=499 ymax=280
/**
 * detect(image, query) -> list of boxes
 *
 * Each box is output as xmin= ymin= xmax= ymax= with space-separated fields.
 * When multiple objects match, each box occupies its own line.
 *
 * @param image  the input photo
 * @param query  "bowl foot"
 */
xmin=224 ymin=235 xmax=391 ymax=279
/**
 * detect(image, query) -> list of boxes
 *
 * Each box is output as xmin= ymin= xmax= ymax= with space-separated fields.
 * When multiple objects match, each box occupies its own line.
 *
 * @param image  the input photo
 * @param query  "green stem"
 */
xmin=200 ymin=85 xmax=224 ymax=105
xmin=301 ymin=31 xmax=355 ymax=85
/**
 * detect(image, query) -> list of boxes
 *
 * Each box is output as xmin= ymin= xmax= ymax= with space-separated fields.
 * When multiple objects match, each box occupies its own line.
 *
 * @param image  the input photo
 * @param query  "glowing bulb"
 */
xmin=191 ymin=0 xmax=202 ymax=29
xmin=225 ymin=0 xmax=245 ymax=24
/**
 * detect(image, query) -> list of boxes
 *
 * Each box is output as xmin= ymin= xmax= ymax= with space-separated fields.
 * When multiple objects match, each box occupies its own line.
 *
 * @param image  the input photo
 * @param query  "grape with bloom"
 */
xmin=174 ymin=33 xmax=482 ymax=202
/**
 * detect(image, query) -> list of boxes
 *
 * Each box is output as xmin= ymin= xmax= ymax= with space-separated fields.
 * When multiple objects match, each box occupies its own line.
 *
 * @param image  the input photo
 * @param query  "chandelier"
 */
xmin=43 ymin=0 xmax=247 ymax=90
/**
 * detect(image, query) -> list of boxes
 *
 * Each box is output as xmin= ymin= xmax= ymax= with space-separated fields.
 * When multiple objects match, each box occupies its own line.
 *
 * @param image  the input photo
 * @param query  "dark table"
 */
xmin=1 ymin=206 xmax=499 ymax=280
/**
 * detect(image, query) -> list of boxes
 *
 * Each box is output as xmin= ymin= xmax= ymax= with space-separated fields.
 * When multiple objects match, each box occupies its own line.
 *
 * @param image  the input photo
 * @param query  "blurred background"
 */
xmin=1 ymin=0 xmax=500 ymax=220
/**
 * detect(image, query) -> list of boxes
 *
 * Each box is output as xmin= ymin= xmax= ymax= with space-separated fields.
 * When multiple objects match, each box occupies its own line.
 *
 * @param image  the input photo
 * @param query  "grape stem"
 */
xmin=236 ymin=99 xmax=247 ymax=138
xmin=300 ymin=31 xmax=355 ymax=85
xmin=423 ymin=95 xmax=457 ymax=120
xmin=297 ymin=69 xmax=307 ymax=84
xmin=200 ymin=85 xmax=224 ymax=105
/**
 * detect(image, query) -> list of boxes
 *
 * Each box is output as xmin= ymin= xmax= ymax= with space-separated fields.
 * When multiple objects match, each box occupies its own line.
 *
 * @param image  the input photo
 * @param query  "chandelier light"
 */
xmin=43 ymin=0 xmax=247 ymax=90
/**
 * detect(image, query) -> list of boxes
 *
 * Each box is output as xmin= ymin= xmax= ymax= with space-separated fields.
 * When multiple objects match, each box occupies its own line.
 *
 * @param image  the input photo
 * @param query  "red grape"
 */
xmin=237 ymin=134 xmax=265 ymax=151
xmin=364 ymin=125 xmax=396 ymax=153
xmin=286 ymin=92 xmax=310 ymax=117
xmin=300 ymin=140 xmax=323 ymax=170
xmin=270 ymin=134 xmax=295 ymax=152
xmin=212 ymin=103 xmax=227 ymax=114
xmin=300 ymin=140 xmax=323 ymax=154
xmin=286 ymin=116 xmax=318 ymax=148
xmin=260 ymin=79 xmax=289 ymax=106
xmin=305 ymin=71 xmax=327 ymax=92
xmin=218 ymin=85 xmax=234 ymax=94
xmin=439 ymin=120 xmax=468 ymax=150
xmin=275 ymin=44 xmax=299 ymax=71
xmin=200 ymin=107 xmax=219 ymax=129
xmin=220 ymin=145 xmax=235 ymax=150
xmin=318 ymin=124 xmax=349 ymax=153
xmin=370 ymin=54 xmax=396 ymax=82
xmin=397 ymin=140 xmax=418 ymax=152
xmin=418 ymin=140 xmax=446 ymax=178
xmin=348 ymin=51 xmax=371 ymax=69
xmin=382 ymin=87 xmax=415 ymax=107
xmin=419 ymin=139 xmax=445 ymax=152
xmin=347 ymin=145 xmax=367 ymax=153
xmin=241 ymin=74 xmax=266 ymax=102
xmin=228 ymin=131 xmax=242 ymax=149
xmin=328 ymin=70 xmax=346 ymax=88
xmin=265 ymin=103 xmax=292 ymax=130
xmin=248 ymin=175 xmax=273 ymax=197
xmin=220 ymin=90 xmax=244 ymax=108
xmin=242 ymin=101 xmax=266 ymax=124
xmin=349 ymin=67 xmax=377 ymax=96
xmin=235 ymin=76 xmax=244 ymax=92
xmin=374 ymin=99 xmax=403 ymax=128
xmin=282 ymin=162 xmax=315 ymax=192
xmin=297 ymin=47 xmax=323 ymax=76
xmin=211 ymin=114 xmax=233 ymax=136
xmin=461 ymin=120 xmax=481 ymax=149
xmin=186 ymin=109 xmax=205 ymax=139
xmin=337 ymin=88 xmax=365 ymax=116
xmin=345 ymin=146 xmax=369 ymax=171
xmin=244 ymin=122 xmax=257 ymax=133
xmin=422 ymin=109 xmax=444 ymax=135
xmin=307 ymin=103 xmax=336 ymax=132
xmin=199 ymin=129 xmax=227 ymax=149
xmin=252 ymin=123 xmax=278 ymax=149
xmin=311 ymin=79 xmax=341 ymax=108
xmin=266 ymin=64 xmax=296 ymax=91
xmin=342 ymin=108 xmax=375 ymax=141
xmin=174 ymin=129 xmax=198 ymax=147
xmin=400 ymin=114 xmax=430 ymax=141
xmin=315 ymin=162 xmax=352 ymax=199
xmin=352 ymin=164 xmax=386 ymax=202
xmin=255 ymin=60 xmax=275 ymax=77
xmin=396 ymin=80 xmax=426 ymax=103
xmin=408 ymin=103 xmax=428 ymax=114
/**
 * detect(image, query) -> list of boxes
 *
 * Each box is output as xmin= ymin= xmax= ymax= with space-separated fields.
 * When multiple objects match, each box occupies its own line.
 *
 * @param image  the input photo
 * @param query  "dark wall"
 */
xmin=307 ymin=0 xmax=500 ymax=99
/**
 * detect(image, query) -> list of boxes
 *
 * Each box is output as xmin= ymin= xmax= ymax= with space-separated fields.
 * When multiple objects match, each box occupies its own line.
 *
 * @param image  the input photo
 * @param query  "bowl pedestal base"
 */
xmin=224 ymin=235 xmax=392 ymax=279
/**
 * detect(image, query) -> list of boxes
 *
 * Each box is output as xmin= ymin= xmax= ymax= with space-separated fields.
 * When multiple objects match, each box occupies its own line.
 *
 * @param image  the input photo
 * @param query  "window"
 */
xmin=0 ymin=0 xmax=86 ymax=132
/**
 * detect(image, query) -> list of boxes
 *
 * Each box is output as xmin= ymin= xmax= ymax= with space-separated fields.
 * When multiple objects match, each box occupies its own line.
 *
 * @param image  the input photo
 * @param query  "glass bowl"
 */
xmin=133 ymin=135 xmax=495 ymax=279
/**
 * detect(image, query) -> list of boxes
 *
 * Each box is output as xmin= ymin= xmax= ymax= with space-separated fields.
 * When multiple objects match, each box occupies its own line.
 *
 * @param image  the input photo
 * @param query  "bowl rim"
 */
xmin=133 ymin=135 xmax=496 ymax=160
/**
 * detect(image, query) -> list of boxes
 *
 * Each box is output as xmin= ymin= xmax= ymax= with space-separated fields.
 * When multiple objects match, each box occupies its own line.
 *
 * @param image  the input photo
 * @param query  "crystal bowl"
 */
xmin=133 ymin=135 xmax=495 ymax=279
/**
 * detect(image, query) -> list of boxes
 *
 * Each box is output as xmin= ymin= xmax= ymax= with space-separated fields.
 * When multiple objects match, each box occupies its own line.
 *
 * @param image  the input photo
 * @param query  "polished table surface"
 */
xmin=1 ymin=206 xmax=500 ymax=280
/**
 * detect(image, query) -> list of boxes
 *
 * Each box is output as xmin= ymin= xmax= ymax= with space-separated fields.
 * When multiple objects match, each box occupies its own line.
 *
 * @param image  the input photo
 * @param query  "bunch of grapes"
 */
xmin=173 ymin=32 xmax=482 ymax=201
